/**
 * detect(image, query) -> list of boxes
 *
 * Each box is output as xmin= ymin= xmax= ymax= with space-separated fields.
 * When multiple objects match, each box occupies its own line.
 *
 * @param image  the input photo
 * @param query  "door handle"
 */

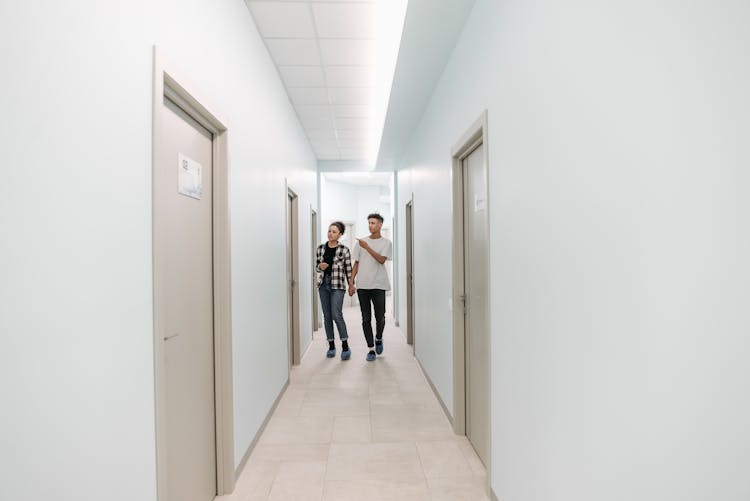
xmin=163 ymin=332 xmax=180 ymax=341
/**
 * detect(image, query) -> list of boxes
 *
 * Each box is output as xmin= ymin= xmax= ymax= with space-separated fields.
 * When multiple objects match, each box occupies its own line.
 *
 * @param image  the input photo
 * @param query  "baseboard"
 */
xmin=414 ymin=355 xmax=454 ymax=426
xmin=234 ymin=379 xmax=290 ymax=480
xmin=300 ymin=334 xmax=315 ymax=361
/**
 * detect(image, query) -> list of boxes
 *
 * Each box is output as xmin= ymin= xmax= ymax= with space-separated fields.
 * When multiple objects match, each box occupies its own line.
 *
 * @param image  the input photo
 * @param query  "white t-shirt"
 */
xmin=352 ymin=236 xmax=393 ymax=290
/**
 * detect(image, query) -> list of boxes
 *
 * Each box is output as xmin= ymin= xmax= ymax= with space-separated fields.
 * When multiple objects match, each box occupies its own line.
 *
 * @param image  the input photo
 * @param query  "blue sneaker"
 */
xmin=366 ymin=351 xmax=376 ymax=362
xmin=341 ymin=349 xmax=351 ymax=361
xmin=375 ymin=339 xmax=383 ymax=355
xmin=326 ymin=348 xmax=336 ymax=358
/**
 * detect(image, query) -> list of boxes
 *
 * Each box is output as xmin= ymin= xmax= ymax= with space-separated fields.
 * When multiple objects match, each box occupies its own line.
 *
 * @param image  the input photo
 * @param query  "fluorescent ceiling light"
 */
xmin=367 ymin=0 xmax=409 ymax=167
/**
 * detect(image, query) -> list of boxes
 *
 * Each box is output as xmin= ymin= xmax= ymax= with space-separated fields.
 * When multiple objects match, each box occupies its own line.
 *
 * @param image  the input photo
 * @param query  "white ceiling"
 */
xmin=323 ymin=171 xmax=392 ymax=188
xmin=245 ymin=0 xmax=477 ymax=171
xmin=246 ymin=0 xmax=384 ymax=162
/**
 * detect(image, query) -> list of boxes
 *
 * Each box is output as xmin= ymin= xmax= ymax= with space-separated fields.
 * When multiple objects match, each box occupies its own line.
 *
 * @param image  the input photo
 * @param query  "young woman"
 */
xmin=316 ymin=221 xmax=353 ymax=360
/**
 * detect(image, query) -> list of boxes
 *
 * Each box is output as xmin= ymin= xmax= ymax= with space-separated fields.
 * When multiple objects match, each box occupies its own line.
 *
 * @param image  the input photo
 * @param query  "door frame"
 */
xmin=152 ymin=48 xmax=235 ymax=498
xmin=405 ymin=199 xmax=415 ymax=349
xmin=286 ymin=185 xmax=301 ymax=367
xmin=311 ymin=208 xmax=320 ymax=332
xmin=451 ymin=110 xmax=490 ymax=466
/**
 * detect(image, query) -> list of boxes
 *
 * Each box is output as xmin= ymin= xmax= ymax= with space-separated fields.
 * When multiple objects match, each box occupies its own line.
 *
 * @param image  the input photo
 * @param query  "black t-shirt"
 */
xmin=323 ymin=244 xmax=336 ymax=276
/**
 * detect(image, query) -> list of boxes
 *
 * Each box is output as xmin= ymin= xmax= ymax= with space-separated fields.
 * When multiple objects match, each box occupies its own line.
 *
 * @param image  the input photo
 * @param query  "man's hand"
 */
xmin=357 ymin=239 xmax=370 ymax=251
xmin=348 ymin=285 xmax=356 ymax=296
xmin=319 ymin=262 xmax=329 ymax=270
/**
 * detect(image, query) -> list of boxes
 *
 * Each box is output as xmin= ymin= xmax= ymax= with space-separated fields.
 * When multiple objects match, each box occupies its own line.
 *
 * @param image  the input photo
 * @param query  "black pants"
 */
xmin=357 ymin=289 xmax=386 ymax=348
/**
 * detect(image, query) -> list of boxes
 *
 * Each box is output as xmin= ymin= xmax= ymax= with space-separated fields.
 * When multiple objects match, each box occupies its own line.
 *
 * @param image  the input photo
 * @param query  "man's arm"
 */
xmin=358 ymin=239 xmax=387 ymax=264
xmin=348 ymin=262 xmax=359 ymax=296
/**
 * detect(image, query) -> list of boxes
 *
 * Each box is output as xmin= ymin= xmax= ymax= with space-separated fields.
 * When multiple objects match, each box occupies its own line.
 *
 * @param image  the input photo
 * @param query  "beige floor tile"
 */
xmin=456 ymin=437 xmax=487 ymax=475
xmin=309 ymin=373 xmax=341 ymax=389
xmin=369 ymin=390 xmax=404 ymax=406
xmin=272 ymin=387 xmax=307 ymax=417
xmin=416 ymin=441 xmax=473 ymax=478
xmin=370 ymin=404 xmax=454 ymax=442
xmin=217 ymin=459 xmax=280 ymax=501
xmin=369 ymin=381 xmax=401 ymax=395
xmin=233 ymin=307 xmax=481 ymax=501
xmin=326 ymin=443 xmax=424 ymax=482
xmin=274 ymin=460 xmax=327 ymax=483
xmin=260 ymin=415 xmax=334 ymax=444
xmin=306 ymin=387 xmax=370 ymax=401
xmin=332 ymin=415 xmax=372 ymax=443
xmin=322 ymin=479 xmax=430 ymax=501
xmin=267 ymin=461 xmax=326 ymax=501
xmin=250 ymin=444 xmax=330 ymax=462
xmin=301 ymin=397 xmax=370 ymax=417
xmin=427 ymin=475 xmax=491 ymax=501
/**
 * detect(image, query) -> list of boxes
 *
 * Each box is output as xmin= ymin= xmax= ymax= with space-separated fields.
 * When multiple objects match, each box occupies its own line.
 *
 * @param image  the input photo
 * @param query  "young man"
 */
xmin=348 ymin=213 xmax=393 ymax=361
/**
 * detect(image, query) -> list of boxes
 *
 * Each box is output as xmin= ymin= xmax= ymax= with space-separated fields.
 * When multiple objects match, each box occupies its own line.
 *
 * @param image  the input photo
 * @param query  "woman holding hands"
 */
xmin=316 ymin=221 xmax=353 ymax=360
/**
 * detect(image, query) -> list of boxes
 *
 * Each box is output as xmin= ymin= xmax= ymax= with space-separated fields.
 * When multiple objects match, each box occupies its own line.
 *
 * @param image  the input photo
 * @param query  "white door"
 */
xmin=287 ymin=191 xmax=300 ymax=367
xmin=156 ymin=97 xmax=217 ymax=501
xmin=311 ymin=210 xmax=319 ymax=331
xmin=463 ymin=143 xmax=490 ymax=467
xmin=406 ymin=201 xmax=415 ymax=348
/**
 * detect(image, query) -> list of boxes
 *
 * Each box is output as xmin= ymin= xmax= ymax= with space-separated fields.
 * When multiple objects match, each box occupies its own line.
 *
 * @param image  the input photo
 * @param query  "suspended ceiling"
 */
xmin=245 ymin=0 xmax=477 ymax=170
xmin=246 ymin=0 xmax=382 ymax=163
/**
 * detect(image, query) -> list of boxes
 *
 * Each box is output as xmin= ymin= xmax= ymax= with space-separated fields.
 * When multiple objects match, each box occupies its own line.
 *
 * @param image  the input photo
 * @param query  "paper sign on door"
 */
xmin=178 ymin=153 xmax=203 ymax=200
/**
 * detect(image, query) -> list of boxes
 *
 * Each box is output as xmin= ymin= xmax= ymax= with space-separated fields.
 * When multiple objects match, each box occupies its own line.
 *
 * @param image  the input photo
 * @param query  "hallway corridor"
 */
xmin=219 ymin=307 xmax=489 ymax=501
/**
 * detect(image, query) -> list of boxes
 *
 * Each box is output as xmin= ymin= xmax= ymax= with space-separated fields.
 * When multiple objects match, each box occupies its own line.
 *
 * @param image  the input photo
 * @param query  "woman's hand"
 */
xmin=319 ymin=262 xmax=329 ymax=270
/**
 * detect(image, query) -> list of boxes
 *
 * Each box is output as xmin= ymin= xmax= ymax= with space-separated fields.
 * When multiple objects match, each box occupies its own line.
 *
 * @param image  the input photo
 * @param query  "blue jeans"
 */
xmin=319 ymin=275 xmax=348 ymax=342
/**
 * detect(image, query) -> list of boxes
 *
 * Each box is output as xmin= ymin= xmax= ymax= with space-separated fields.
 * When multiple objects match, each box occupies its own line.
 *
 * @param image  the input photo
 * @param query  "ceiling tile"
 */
xmin=329 ymin=87 xmax=370 ymax=105
xmin=299 ymin=114 xmax=334 ymax=130
xmin=338 ymin=148 xmax=369 ymax=159
xmin=338 ymin=139 xmax=369 ymax=150
xmin=295 ymin=104 xmax=332 ymax=119
xmin=325 ymin=66 xmax=373 ymax=87
xmin=307 ymin=128 xmax=338 ymax=140
xmin=265 ymin=39 xmax=320 ymax=66
xmin=315 ymin=150 xmax=340 ymax=160
xmin=311 ymin=139 xmax=339 ymax=150
xmin=336 ymin=129 xmax=368 ymax=139
xmin=249 ymin=2 xmax=315 ymax=38
xmin=333 ymin=105 xmax=370 ymax=118
xmin=335 ymin=118 xmax=370 ymax=130
xmin=312 ymin=3 xmax=374 ymax=39
xmin=278 ymin=66 xmax=326 ymax=87
xmin=287 ymin=87 xmax=329 ymax=105
xmin=319 ymin=39 xmax=372 ymax=66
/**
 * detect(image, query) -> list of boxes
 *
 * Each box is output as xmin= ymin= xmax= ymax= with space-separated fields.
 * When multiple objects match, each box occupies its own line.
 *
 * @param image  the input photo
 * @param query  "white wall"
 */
xmin=0 ymin=1 xmax=316 ymax=499
xmin=396 ymin=1 xmax=750 ymax=499
xmin=320 ymin=178 xmax=392 ymax=244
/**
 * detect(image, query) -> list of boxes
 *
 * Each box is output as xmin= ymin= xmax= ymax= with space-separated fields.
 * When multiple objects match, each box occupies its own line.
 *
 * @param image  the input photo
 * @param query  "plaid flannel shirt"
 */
xmin=316 ymin=243 xmax=352 ymax=289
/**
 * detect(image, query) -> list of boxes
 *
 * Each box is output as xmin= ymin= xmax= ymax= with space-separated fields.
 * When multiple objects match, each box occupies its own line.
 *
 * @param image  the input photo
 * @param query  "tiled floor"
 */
xmin=218 ymin=306 xmax=489 ymax=501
